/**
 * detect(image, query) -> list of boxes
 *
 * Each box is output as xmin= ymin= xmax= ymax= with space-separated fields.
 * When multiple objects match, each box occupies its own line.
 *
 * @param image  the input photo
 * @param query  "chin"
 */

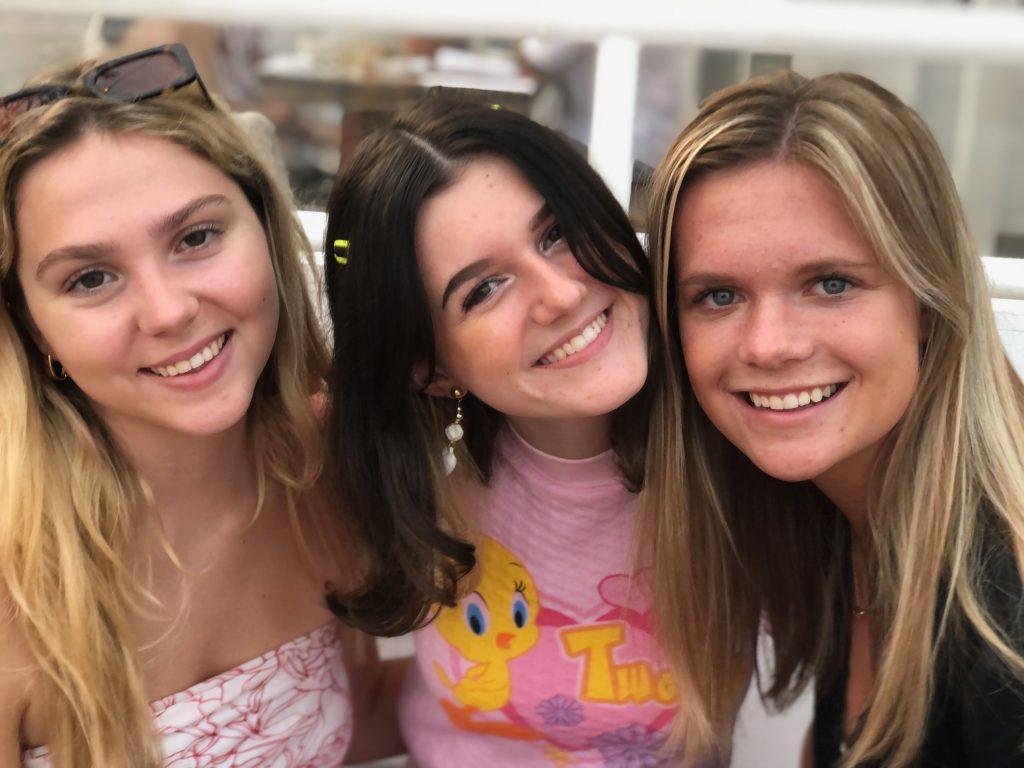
xmin=746 ymin=452 xmax=823 ymax=484
xmin=582 ymin=382 xmax=645 ymax=416
xmin=162 ymin=399 xmax=252 ymax=438
xmin=601 ymin=366 xmax=648 ymax=408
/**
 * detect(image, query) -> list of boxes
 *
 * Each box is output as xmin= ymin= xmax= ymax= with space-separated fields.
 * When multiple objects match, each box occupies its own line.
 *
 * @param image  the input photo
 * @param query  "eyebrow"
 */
xmin=441 ymin=258 xmax=494 ymax=309
xmin=529 ymin=202 xmax=552 ymax=232
xmin=149 ymin=193 xmax=231 ymax=239
xmin=677 ymin=257 xmax=877 ymax=289
xmin=35 ymin=194 xmax=232 ymax=279
xmin=438 ymin=202 xmax=553 ymax=309
xmin=35 ymin=241 xmax=116 ymax=279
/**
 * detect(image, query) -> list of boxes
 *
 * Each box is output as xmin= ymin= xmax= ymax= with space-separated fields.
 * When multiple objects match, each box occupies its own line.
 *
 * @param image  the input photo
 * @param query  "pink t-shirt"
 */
xmin=22 ymin=623 xmax=352 ymax=768
xmin=399 ymin=427 xmax=683 ymax=766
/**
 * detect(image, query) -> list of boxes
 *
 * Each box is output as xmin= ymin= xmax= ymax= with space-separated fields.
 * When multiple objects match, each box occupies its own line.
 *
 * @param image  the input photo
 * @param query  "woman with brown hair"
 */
xmin=322 ymin=97 xmax=684 ymax=766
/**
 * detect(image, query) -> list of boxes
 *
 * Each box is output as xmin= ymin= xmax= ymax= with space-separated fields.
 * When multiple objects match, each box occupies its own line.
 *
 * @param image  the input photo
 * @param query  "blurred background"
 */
xmin=2 ymin=1 xmax=1022 ymax=765
xmin=3 ymin=0 xmax=1023 ymax=260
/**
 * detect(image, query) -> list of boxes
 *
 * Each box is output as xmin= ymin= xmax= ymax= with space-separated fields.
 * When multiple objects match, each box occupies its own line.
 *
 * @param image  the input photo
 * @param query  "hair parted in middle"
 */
xmin=643 ymin=69 xmax=1024 ymax=766
xmin=323 ymin=96 xmax=652 ymax=637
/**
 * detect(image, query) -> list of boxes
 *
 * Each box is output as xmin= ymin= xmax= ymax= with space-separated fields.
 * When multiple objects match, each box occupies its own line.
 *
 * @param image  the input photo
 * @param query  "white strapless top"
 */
xmin=22 ymin=623 xmax=352 ymax=767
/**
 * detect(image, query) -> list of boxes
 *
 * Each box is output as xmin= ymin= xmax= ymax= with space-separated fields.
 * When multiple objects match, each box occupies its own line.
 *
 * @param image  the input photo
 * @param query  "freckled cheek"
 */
xmin=680 ymin=326 xmax=728 ymax=389
xmin=842 ymin=328 xmax=920 ymax=391
xmin=450 ymin=343 xmax=515 ymax=387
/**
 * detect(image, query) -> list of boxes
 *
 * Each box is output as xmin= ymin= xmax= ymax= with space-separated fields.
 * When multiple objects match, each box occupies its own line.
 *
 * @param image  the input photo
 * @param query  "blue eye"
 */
xmin=820 ymin=275 xmax=851 ymax=295
xmin=697 ymin=288 xmax=736 ymax=307
xmin=512 ymin=597 xmax=528 ymax=629
xmin=466 ymin=603 xmax=487 ymax=636
xmin=711 ymin=290 xmax=734 ymax=306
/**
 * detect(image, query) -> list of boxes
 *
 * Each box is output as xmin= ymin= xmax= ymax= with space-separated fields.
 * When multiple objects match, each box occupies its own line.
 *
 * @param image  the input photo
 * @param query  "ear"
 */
xmin=411 ymin=361 xmax=460 ymax=399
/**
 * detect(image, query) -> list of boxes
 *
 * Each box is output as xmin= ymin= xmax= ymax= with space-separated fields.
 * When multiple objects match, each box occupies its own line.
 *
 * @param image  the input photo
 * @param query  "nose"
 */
xmin=133 ymin=263 xmax=200 ymax=337
xmin=526 ymin=257 xmax=586 ymax=326
xmin=495 ymin=631 xmax=515 ymax=650
xmin=737 ymin=297 xmax=814 ymax=369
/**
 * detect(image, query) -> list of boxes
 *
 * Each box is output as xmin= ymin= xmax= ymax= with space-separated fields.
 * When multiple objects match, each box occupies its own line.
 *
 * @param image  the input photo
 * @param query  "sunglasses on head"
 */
xmin=0 ymin=43 xmax=212 ymax=139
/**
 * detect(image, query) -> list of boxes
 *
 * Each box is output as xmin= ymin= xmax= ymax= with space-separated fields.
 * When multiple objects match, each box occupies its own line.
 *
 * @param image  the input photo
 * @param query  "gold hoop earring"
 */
xmin=441 ymin=387 xmax=465 ymax=476
xmin=46 ymin=354 xmax=68 ymax=381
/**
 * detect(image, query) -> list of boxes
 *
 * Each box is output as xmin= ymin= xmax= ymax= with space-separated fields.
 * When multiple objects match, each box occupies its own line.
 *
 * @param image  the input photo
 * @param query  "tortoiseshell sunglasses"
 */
xmin=0 ymin=43 xmax=213 ymax=139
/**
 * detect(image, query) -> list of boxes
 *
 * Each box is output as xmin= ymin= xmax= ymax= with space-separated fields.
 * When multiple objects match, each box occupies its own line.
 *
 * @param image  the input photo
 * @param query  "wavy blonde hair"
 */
xmin=0 ymin=66 xmax=330 ymax=767
xmin=643 ymin=70 xmax=1024 ymax=766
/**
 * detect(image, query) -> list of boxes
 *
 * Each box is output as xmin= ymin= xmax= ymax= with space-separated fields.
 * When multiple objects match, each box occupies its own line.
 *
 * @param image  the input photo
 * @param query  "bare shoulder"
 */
xmin=0 ymin=586 xmax=36 ymax=761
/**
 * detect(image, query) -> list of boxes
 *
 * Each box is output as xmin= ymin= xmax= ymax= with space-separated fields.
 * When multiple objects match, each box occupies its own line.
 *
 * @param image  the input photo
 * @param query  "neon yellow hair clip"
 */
xmin=333 ymin=239 xmax=350 ymax=265
xmin=489 ymin=103 xmax=502 ymax=111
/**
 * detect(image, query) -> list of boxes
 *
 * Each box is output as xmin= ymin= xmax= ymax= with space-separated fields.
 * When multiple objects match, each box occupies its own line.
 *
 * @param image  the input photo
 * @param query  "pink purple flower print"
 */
xmin=536 ymin=694 xmax=585 ymax=727
xmin=592 ymin=723 xmax=669 ymax=768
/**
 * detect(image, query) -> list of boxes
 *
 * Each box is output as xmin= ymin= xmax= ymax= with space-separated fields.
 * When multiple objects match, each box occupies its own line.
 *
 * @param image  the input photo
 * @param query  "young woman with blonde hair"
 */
xmin=0 ymin=45 xmax=394 ymax=767
xmin=644 ymin=70 xmax=1024 ymax=766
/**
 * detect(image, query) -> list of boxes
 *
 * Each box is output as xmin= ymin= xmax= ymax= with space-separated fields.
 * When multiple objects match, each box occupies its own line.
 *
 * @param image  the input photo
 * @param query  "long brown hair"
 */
xmin=323 ymin=97 xmax=652 ymax=637
xmin=643 ymin=70 xmax=1024 ymax=766
xmin=0 ymin=65 xmax=330 ymax=767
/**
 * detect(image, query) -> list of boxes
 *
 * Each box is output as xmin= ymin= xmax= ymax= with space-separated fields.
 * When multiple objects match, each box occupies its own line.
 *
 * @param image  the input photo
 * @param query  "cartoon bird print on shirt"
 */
xmin=434 ymin=537 xmax=541 ymax=712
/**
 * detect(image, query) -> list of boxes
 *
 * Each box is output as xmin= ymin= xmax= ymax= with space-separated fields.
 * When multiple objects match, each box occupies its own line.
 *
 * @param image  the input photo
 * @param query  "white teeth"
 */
xmin=748 ymin=383 xmax=842 ymax=411
xmin=539 ymin=312 xmax=608 ymax=365
xmin=149 ymin=334 xmax=227 ymax=378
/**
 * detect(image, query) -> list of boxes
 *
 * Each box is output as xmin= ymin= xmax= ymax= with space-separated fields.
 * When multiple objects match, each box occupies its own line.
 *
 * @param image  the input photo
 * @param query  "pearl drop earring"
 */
xmin=442 ymin=387 xmax=465 ymax=476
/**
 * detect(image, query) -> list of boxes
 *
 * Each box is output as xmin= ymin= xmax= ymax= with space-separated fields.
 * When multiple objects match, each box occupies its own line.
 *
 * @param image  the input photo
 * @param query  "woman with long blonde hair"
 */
xmin=644 ymin=70 xmax=1024 ymax=766
xmin=0 ymin=45 xmax=395 ymax=767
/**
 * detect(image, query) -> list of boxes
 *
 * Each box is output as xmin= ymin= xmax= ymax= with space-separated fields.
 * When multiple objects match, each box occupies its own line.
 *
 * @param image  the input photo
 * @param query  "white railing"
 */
xmin=10 ymin=0 xmax=1024 ymax=207
xmin=10 ymin=1 xmax=1024 ymax=297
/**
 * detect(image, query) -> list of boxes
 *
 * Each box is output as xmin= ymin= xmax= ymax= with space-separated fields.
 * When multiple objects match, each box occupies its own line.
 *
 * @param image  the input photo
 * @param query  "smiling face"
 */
xmin=415 ymin=154 xmax=648 ymax=452
xmin=673 ymin=161 xmax=921 ymax=502
xmin=15 ymin=130 xmax=280 ymax=447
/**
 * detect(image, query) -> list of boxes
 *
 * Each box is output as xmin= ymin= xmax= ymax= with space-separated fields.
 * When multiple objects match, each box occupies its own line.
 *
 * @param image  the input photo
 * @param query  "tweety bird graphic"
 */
xmin=435 ymin=537 xmax=540 ymax=717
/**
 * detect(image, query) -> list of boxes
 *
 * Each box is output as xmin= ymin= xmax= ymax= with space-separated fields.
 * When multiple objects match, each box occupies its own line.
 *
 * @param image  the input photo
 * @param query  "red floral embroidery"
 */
xmin=23 ymin=624 xmax=351 ymax=768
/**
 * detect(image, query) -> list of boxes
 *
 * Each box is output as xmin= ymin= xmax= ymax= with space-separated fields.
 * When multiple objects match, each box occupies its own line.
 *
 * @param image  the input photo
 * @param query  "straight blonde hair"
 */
xmin=643 ymin=70 xmax=1024 ymax=766
xmin=0 ymin=67 xmax=330 ymax=767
